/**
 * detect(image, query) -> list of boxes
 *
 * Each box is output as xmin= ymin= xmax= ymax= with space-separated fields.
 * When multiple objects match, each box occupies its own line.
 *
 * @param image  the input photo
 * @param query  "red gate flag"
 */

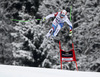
xmin=59 ymin=41 xmax=78 ymax=70
xmin=61 ymin=49 xmax=76 ymax=62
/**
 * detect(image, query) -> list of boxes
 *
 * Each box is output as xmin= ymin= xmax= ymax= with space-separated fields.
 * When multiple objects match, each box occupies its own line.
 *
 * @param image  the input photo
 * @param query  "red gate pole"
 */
xmin=75 ymin=61 xmax=78 ymax=71
xmin=72 ymin=43 xmax=78 ymax=71
xmin=59 ymin=41 xmax=62 ymax=70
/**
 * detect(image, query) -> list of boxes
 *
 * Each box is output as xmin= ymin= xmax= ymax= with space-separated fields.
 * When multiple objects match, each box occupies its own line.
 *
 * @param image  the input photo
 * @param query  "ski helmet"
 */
xmin=60 ymin=10 xmax=67 ymax=18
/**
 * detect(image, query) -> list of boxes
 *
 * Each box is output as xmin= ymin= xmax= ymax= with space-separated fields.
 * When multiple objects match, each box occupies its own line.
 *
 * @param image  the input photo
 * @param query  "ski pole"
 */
xmin=11 ymin=19 xmax=41 ymax=22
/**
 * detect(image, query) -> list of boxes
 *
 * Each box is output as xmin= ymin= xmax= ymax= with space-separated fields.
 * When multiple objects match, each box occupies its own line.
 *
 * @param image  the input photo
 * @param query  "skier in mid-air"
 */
xmin=43 ymin=10 xmax=72 ymax=38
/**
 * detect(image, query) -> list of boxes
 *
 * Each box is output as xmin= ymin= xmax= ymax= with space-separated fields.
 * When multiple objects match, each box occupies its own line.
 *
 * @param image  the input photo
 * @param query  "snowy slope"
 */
xmin=0 ymin=65 xmax=100 ymax=77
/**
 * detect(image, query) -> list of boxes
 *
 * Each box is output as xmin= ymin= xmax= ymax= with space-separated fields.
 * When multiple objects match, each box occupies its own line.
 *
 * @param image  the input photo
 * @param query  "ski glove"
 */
xmin=69 ymin=30 xmax=72 ymax=36
xmin=42 ymin=17 xmax=46 ymax=22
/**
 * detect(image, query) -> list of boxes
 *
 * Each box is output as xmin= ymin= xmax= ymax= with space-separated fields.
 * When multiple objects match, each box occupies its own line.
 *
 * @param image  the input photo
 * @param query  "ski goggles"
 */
xmin=60 ymin=14 xmax=65 ymax=17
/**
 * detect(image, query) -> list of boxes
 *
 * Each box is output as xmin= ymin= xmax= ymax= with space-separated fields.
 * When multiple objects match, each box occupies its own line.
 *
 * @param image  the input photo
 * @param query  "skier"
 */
xmin=43 ymin=10 xmax=72 ymax=38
